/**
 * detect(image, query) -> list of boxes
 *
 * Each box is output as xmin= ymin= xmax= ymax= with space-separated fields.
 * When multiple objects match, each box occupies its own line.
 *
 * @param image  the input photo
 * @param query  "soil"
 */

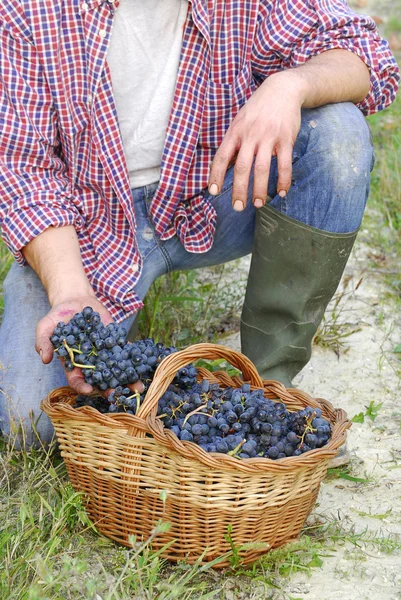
xmin=220 ymin=227 xmax=401 ymax=598
xmin=215 ymin=2 xmax=401 ymax=593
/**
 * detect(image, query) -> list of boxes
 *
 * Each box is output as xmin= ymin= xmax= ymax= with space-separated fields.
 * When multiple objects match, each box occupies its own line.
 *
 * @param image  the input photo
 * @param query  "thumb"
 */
xmin=36 ymin=314 xmax=56 ymax=364
xmin=66 ymin=368 xmax=94 ymax=395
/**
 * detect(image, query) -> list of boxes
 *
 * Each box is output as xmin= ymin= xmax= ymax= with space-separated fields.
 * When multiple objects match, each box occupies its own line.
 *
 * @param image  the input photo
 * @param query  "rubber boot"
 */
xmin=240 ymin=204 xmax=358 ymax=387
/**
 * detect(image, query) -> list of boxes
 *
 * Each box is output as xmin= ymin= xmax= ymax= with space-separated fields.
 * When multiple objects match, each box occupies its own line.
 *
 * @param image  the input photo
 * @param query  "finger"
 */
xmin=36 ymin=314 xmax=57 ymax=363
xmin=208 ymin=136 xmax=238 ymax=196
xmin=231 ymin=144 xmax=255 ymax=211
xmin=276 ymin=143 xmax=293 ymax=198
xmin=66 ymin=367 xmax=93 ymax=395
xmin=252 ymin=148 xmax=272 ymax=208
xmin=104 ymin=380 xmax=145 ymax=399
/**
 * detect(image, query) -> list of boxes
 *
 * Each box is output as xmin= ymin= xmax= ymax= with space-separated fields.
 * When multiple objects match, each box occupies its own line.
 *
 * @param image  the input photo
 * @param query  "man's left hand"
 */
xmin=208 ymin=71 xmax=305 ymax=210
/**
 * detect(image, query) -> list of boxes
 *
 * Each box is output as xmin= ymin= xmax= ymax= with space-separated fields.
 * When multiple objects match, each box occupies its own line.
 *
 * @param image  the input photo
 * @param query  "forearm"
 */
xmin=22 ymin=226 xmax=95 ymax=306
xmin=264 ymin=49 xmax=371 ymax=108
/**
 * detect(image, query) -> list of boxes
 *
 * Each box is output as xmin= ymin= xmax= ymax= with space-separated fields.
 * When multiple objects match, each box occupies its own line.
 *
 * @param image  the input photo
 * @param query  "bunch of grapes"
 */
xmin=51 ymin=307 xmax=332 ymax=459
xmin=156 ymin=380 xmax=331 ymax=459
xmin=50 ymin=307 xmax=197 ymax=413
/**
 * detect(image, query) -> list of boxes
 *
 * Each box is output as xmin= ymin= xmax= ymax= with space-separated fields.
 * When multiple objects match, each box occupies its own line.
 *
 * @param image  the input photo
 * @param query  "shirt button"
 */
xmin=81 ymin=2 xmax=88 ymax=10
xmin=132 ymin=263 xmax=139 ymax=273
xmin=87 ymin=95 xmax=93 ymax=104
xmin=98 ymin=29 xmax=107 ymax=39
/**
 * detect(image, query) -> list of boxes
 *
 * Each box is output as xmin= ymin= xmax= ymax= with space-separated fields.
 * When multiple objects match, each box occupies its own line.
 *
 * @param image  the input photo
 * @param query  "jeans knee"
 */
xmin=302 ymin=102 xmax=374 ymax=192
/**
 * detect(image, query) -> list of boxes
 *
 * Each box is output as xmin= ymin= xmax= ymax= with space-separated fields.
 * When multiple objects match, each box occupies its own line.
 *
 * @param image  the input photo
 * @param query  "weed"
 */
xmin=353 ymin=508 xmax=393 ymax=521
xmin=306 ymin=514 xmax=401 ymax=554
xmin=325 ymin=464 xmax=374 ymax=484
xmin=314 ymin=276 xmax=363 ymax=354
xmin=352 ymin=400 xmax=384 ymax=423
xmin=136 ymin=262 xmax=247 ymax=347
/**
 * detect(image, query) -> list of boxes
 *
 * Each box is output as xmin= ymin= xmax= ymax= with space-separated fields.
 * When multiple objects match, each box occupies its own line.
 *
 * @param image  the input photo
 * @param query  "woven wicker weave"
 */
xmin=41 ymin=343 xmax=350 ymax=567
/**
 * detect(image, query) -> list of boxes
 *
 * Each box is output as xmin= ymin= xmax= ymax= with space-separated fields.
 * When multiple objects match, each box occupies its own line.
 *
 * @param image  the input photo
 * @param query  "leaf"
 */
xmin=339 ymin=473 xmax=371 ymax=483
xmin=351 ymin=412 xmax=365 ymax=423
xmin=394 ymin=344 xmax=401 ymax=353
xmin=196 ymin=358 xmax=239 ymax=373
xmin=307 ymin=552 xmax=324 ymax=568
xmin=365 ymin=401 xmax=383 ymax=421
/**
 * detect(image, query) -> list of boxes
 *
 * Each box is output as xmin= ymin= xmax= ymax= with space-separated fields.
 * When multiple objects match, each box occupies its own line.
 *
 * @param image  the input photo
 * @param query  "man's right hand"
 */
xmin=36 ymin=296 xmax=114 ymax=395
xmin=22 ymin=225 xmax=144 ymax=396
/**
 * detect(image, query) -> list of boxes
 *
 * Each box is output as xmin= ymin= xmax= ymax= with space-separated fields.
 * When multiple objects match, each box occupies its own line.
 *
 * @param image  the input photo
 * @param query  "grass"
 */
xmin=136 ymin=262 xmax=247 ymax=348
xmin=3 ymin=436 xmax=399 ymax=600
xmin=2 ymin=437 xmax=400 ymax=600
xmin=365 ymin=87 xmax=401 ymax=287
xmin=0 ymin=242 xmax=12 ymax=319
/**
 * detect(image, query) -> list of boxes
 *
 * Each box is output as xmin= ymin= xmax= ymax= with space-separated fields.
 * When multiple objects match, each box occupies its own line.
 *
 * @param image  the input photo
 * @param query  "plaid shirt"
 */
xmin=0 ymin=0 xmax=399 ymax=320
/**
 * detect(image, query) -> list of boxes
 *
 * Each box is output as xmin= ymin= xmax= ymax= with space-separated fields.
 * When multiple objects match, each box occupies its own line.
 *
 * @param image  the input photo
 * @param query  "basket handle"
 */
xmin=135 ymin=342 xmax=264 ymax=421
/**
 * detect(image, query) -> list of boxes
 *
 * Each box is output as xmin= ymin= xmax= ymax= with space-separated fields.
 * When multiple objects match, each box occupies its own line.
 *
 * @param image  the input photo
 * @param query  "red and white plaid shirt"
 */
xmin=0 ymin=0 xmax=399 ymax=320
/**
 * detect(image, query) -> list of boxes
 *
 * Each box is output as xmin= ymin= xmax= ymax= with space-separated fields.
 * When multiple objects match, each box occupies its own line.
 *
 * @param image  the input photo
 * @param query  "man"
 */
xmin=0 ymin=0 xmax=398 ymax=447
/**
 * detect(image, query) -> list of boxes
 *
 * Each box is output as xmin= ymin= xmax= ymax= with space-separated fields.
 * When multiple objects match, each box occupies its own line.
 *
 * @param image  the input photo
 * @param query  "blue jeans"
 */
xmin=0 ymin=102 xmax=374 ymax=447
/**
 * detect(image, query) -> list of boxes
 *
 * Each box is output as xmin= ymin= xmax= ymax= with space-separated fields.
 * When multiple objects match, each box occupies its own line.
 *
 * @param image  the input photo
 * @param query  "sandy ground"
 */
xmin=216 ymin=2 xmax=401 ymax=593
xmin=220 ymin=223 xmax=401 ymax=599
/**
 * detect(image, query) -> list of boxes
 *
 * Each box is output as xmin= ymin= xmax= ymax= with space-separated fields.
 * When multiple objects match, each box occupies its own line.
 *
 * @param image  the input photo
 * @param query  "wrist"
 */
xmin=262 ymin=69 xmax=309 ymax=107
xmin=22 ymin=225 xmax=96 ymax=307
xmin=48 ymin=275 xmax=96 ymax=307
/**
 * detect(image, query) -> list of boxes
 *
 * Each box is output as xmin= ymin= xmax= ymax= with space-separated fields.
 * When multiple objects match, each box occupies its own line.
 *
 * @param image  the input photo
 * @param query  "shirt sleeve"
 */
xmin=0 ymin=10 xmax=83 ymax=264
xmin=254 ymin=0 xmax=400 ymax=115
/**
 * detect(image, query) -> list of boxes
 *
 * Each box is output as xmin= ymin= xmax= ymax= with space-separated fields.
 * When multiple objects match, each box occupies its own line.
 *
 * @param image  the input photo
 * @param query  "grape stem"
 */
xmin=299 ymin=411 xmax=317 ymax=448
xmin=182 ymin=402 xmax=209 ymax=426
xmin=126 ymin=391 xmax=142 ymax=414
xmin=227 ymin=439 xmax=245 ymax=458
xmin=62 ymin=340 xmax=96 ymax=370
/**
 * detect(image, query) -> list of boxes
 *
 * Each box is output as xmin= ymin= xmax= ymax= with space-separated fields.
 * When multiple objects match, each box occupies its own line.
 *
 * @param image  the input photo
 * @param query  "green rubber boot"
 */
xmin=240 ymin=204 xmax=358 ymax=387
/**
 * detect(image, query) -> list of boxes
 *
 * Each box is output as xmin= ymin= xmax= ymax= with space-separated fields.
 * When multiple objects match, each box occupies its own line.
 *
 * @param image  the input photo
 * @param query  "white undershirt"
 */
xmin=107 ymin=0 xmax=188 ymax=188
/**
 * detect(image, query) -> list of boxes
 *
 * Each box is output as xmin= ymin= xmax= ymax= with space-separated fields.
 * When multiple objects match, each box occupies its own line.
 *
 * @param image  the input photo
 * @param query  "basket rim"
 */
xmin=41 ymin=385 xmax=350 ymax=474
xmin=41 ymin=343 xmax=351 ymax=473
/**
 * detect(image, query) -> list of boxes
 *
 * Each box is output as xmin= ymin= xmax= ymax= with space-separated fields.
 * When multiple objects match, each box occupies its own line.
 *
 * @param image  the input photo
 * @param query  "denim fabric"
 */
xmin=0 ymin=102 xmax=374 ymax=446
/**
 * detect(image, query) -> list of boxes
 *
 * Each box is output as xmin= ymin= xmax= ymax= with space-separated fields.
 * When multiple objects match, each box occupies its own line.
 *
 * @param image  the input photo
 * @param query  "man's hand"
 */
xmin=22 ymin=225 xmax=144 ymax=396
xmin=36 ymin=296 xmax=112 ymax=395
xmin=208 ymin=50 xmax=371 ymax=210
xmin=37 ymin=297 xmax=145 ymax=396
xmin=208 ymin=71 xmax=303 ymax=210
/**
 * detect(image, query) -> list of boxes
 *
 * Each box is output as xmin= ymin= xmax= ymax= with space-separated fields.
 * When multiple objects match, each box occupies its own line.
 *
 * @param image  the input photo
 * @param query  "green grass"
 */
xmin=0 ymin=242 xmax=13 ymax=319
xmin=368 ymin=94 xmax=401 ymax=237
xmin=136 ymin=263 xmax=246 ymax=348
xmin=2 ymin=437 xmax=400 ymax=600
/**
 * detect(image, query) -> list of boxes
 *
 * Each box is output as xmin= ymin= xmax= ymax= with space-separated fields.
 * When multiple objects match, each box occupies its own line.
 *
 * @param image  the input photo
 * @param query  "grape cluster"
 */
xmin=51 ymin=307 xmax=332 ymax=459
xmin=74 ymin=387 xmax=142 ymax=415
xmin=157 ymin=380 xmax=331 ymax=459
xmin=50 ymin=307 xmax=197 ymax=413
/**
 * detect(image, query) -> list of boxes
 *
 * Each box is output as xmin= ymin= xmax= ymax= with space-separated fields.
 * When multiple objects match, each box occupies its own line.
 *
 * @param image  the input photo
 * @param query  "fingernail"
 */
xmin=254 ymin=198 xmax=263 ymax=208
xmin=209 ymin=183 xmax=218 ymax=195
xmin=39 ymin=349 xmax=43 ymax=360
xmin=138 ymin=381 xmax=145 ymax=393
xmin=233 ymin=200 xmax=244 ymax=212
xmin=278 ymin=189 xmax=287 ymax=198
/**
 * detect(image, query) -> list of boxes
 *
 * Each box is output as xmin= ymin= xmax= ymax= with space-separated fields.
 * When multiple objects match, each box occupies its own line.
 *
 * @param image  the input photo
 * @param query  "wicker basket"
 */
xmin=41 ymin=343 xmax=350 ymax=567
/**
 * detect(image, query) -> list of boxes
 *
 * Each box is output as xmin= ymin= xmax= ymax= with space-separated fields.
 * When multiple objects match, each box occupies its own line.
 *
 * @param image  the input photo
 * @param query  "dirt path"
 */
xmin=221 ymin=225 xmax=401 ymax=598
